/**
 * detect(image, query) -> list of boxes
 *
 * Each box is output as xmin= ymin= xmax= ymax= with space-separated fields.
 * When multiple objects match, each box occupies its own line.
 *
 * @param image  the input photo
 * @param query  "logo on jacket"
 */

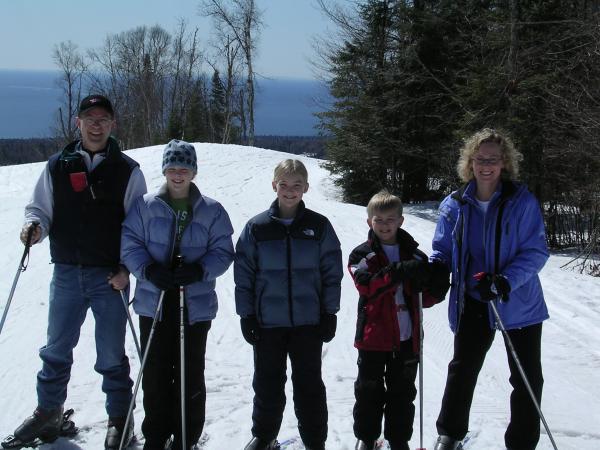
xmin=303 ymin=228 xmax=315 ymax=237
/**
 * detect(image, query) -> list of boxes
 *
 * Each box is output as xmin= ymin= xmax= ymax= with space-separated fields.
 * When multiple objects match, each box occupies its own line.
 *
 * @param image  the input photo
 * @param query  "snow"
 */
xmin=0 ymin=143 xmax=599 ymax=450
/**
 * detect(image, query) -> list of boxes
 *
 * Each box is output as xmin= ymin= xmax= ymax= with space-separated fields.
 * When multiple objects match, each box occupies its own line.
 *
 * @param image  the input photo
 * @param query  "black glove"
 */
xmin=173 ymin=263 xmax=204 ymax=286
xmin=427 ymin=261 xmax=451 ymax=299
xmin=240 ymin=316 xmax=260 ymax=345
xmin=475 ymin=273 xmax=511 ymax=302
xmin=319 ymin=313 xmax=337 ymax=343
xmin=145 ymin=263 xmax=175 ymax=291
xmin=389 ymin=260 xmax=432 ymax=288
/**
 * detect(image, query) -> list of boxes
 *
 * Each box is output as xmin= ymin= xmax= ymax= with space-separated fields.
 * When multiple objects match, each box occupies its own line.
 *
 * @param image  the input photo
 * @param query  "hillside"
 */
xmin=0 ymin=143 xmax=598 ymax=449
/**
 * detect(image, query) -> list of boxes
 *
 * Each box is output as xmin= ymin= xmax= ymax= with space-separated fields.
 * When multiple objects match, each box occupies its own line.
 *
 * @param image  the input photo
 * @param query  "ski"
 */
xmin=1 ymin=409 xmax=78 ymax=449
xmin=459 ymin=430 xmax=478 ymax=449
xmin=277 ymin=436 xmax=298 ymax=449
xmin=375 ymin=439 xmax=389 ymax=449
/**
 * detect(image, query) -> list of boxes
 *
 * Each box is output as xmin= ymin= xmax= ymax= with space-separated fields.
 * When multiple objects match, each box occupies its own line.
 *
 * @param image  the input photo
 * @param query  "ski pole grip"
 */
xmin=25 ymin=221 xmax=40 ymax=247
xmin=473 ymin=271 xmax=486 ymax=281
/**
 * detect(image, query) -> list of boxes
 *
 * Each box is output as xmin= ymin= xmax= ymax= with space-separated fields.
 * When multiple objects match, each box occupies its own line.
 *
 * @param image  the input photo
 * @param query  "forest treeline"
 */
xmin=0 ymin=136 xmax=326 ymax=167
xmin=315 ymin=0 xmax=600 ymax=261
xmin=0 ymin=139 xmax=60 ymax=166
xmin=51 ymin=0 xmax=262 ymax=150
xmin=254 ymin=136 xmax=327 ymax=158
xmin=5 ymin=0 xmax=598 ymax=270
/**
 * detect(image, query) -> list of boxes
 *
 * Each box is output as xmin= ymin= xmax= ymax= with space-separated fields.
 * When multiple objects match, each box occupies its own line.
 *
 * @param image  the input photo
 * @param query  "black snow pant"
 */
xmin=251 ymin=326 xmax=327 ymax=448
xmin=436 ymin=296 xmax=544 ymax=450
xmin=353 ymin=341 xmax=418 ymax=446
xmin=139 ymin=289 xmax=211 ymax=450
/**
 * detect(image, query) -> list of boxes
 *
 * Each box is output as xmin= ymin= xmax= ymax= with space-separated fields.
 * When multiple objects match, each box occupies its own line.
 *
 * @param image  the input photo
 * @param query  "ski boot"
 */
xmin=2 ymin=406 xmax=64 ymax=448
xmin=389 ymin=442 xmax=409 ymax=450
xmin=243 ymin=436 xmax=279 ymax=450
xmin=304 ymin=443 xmax=325 ymax=450
xmin=355 ymin=440 xmax=376 ymax=450
xmin=434 ymin=435 xmax=462 ymax=450
xmin=167 ymin=437 xmax=199 ymax=450
xmin=104 ymin=416 xmax=134 ymax=449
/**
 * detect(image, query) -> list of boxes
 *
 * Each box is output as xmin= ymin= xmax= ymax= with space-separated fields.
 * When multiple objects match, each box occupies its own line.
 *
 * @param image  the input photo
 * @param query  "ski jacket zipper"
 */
xmin=286 ymin=227 xmax=295 ymax=326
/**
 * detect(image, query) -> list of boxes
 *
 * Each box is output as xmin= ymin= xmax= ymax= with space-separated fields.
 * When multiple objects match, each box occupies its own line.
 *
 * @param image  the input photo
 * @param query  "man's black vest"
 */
xmin=48 ymin=138 xmax=138 ymax=267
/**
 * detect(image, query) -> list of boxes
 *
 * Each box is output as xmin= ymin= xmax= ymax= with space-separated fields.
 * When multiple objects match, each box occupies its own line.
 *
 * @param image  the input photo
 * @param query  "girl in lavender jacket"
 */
xmin=121 ymin=140 xmax=234 ymax=450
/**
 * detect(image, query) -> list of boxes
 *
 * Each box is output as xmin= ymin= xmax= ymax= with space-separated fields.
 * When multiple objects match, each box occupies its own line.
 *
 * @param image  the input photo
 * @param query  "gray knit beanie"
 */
xmin=162 ymin=139 xmax=198 ymax=173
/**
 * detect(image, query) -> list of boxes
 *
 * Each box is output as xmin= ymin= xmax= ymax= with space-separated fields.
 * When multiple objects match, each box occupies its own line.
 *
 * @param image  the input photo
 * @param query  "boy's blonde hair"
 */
xmin=457 ymin=128 xmax=523 ymax=182
xmin=273 ymin=159 xmax=308 ymax=183
xmin=367 ymin=190 xmax=403 ymax=218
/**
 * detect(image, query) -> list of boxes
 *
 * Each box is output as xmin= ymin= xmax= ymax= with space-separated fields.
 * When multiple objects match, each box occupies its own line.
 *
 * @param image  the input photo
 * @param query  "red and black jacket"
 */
xmin=348 ymin=228 xmax=440 ymax=354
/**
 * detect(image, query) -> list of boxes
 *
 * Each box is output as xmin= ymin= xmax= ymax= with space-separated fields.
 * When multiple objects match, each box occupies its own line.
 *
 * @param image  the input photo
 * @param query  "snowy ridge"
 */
xmin=0 ymin=143 xmax=598 ymax=449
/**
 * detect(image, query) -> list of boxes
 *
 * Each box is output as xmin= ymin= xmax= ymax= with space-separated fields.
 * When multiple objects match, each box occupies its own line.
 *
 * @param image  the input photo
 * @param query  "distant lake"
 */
xmin=0 ymin=70 xmax=330 ymax=138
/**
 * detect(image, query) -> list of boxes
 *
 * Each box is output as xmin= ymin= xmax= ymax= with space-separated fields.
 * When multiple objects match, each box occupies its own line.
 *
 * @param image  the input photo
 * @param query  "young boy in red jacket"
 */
xmin=348 ymin=190 xmax=449 ymax=450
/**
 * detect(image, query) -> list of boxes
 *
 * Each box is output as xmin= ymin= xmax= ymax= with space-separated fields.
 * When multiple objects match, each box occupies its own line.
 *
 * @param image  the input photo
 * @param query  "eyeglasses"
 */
xmin=81 ymin=117 xmax=113 ymax=127
xmin=472 ymin=157 xmax=502 ymax=166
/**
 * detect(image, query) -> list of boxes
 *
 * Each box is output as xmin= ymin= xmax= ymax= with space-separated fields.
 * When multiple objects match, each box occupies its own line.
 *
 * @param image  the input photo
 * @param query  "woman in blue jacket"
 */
xmin=121 ymin=140 xmax=234 ymax=450
xmin=431 ymin=129 xmax=549 ymax=450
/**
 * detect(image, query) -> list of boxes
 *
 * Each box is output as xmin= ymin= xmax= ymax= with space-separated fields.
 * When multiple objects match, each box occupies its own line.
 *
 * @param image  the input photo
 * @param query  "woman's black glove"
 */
xmin=427 ymin=261 xmax=451 ymax=299
xmin=319 ymin=313 xmax=337 ymax=343
xmin=475 ymin=272 xmax=511 ymax=302
xmin=173 ymin=263 xmax=204 ymax=286
xmin=145 ymin=263 xmax=175 ymax=291
xmin=240 ymin=316 xmax=260 ymax=345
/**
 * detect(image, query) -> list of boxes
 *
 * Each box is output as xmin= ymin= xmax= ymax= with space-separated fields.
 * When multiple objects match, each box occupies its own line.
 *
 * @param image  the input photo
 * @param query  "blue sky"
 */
xmin=0 ymin=0 xmax=331 ymax=79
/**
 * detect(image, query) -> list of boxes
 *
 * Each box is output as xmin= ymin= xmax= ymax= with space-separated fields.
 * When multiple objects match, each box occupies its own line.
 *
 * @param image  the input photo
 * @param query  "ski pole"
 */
xmin=119 ymin=289 xmax=167 ymax=450
xmin=417 ymin=290 xmax=426 ymax=450
xmin=0 ymin=222 xmax=38 ymax=338
xmin=119 ymin=289 xmax=142 ymax=360
xmin=488 ymin=299 xmax=559 ymax=450
xmin=174 ymin=255 xmax=187 ymax=450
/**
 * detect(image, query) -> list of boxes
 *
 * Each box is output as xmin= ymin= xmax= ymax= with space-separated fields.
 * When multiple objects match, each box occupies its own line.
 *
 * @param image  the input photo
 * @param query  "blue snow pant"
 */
xmin=36 ymin=264 xmax=133 ymax=417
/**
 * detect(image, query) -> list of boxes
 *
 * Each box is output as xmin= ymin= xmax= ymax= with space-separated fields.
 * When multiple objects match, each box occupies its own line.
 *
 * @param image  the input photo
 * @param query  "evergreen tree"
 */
xmin=167 ymin=111 xmax=184 ymax=140
xmin=184 ymin=78 xmax=211 ymax=142
xmin=319 ymin=0 xmax=600 ymax=252
xmin=210 ymin=69 xmax=226 ymax=143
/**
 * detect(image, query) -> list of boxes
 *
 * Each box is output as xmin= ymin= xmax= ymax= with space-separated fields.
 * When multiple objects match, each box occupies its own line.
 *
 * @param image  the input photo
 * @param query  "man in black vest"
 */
xmin=8 ymin=95 xmax=147 ymax=449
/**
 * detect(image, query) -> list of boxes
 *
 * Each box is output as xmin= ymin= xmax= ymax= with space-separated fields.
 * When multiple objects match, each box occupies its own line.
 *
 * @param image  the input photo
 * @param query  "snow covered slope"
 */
xmin=0 ymin=143 xmax=598 ymax=449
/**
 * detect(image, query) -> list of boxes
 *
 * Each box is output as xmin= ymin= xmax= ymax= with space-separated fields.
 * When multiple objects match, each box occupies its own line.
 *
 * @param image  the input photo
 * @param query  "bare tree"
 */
xmin=169 ymin=19 xmax=204 ymax=139
xmin=200 ymin=0 xmax=263 ymax=146
xmin=88 ymin=25 xmax=172 ymax=147
xmin=52 ymin=41 xmax=87 ymax=144
xmin=207 ymin=25 xmax=244 ymax=143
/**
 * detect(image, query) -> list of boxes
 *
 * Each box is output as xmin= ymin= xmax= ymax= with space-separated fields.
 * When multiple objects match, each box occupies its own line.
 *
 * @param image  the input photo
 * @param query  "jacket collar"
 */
xmin=368 ymin=227 xmax=419 ymax=256
xmin=61 ymin=136 xmax=120 ymax=162
xmin=268 ymin=199 xmax=306 ymax=223
xmin=452 ymin=179 xmax=518 ymax=206
xmin=156 ymin=181 xmax=202 ymax=206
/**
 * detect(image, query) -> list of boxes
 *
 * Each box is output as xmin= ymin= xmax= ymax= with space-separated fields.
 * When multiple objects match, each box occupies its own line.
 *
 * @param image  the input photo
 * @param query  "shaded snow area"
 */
xmin=0 ymin=143 xmax=599 ymax=449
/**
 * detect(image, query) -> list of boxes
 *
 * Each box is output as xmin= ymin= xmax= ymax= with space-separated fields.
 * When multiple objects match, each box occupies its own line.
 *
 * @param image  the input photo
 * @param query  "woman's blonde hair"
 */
xmin=456 ymin=128 xmax=523 ymax=182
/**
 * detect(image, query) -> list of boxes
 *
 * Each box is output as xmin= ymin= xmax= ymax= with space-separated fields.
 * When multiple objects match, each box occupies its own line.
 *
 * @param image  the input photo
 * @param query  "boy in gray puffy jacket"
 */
xmin=234 ymin=159 xmax=343 ymax=450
